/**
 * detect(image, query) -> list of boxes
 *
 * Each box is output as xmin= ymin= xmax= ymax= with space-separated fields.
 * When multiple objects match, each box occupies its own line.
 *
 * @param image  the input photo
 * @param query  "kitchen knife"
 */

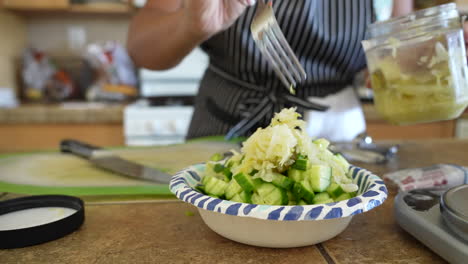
xmin=60 ymin=139 xmax=171 ymax=184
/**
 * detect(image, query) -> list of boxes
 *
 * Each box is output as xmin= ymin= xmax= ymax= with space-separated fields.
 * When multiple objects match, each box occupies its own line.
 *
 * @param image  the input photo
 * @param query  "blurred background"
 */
xmin=0 ymin=0 xmax=468 ymax=153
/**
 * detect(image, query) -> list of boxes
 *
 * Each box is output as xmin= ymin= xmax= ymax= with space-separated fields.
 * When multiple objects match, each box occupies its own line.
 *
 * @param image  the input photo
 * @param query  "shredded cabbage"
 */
xmin=231 ymin=107 xmax=357 ymax=192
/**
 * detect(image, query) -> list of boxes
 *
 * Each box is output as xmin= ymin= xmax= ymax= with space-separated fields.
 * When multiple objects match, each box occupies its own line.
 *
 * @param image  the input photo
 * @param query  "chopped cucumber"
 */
xmin=312 ymin=192 xmax=331 ymax=203
xmin=230 ymin=191 xmax=252 ymax=203
xmin=205 ymin=162 xmax=229 ymax=181
xmin=230 ymin=193 xmax=243 ymax=202
xmin=288 ymin=168 xmax=305 ymax=182
xmin=203 ymin=175 xmax=228 ymax=197
xmin=287 ymin=191 xmax=296 ymax=202
xmin=293 ymin=181 xmax=315 ymax=204
xmin=234 ymin=172 xmax=259 ymax=192
xmin=222 ymin=167 xmax=233 ymax=180
xmin=270 ymin=172 xmax=293 ymax=189
xmin=195 ymin=185 xmax=205 ymax=194
xmin=240 ymin=191 xmax=253 ymax=204
xmin=335 ymin=192 xmax=354 ymax=202
xmin=213 ymin=164 xmax=224 ymax=173
xmin=314 ymin=198 xmax=335 ymax=204
xmin=209 ymin=153 xmax=223 ymax=161
xmin=251 ymin=193 xmax=264 ymax=204
xmin=307 ymin=165 xmax=332 ymax=192
xmin=225 ymin=180 xmax=243 ymax=200
xmin=256 ymin=183 xmax=288 ymax=205
xmin=312 ymin=192 xmax=334 ymax=204
xmin=334 ymin=153 xmax=350 ymax=171
xmin=292 ymin=158 xmax=308 ymax=171
xmin=298 ymin=200 xmax=308 ymax=205
xmin=326 ymin=182 xmax=345 ymax=199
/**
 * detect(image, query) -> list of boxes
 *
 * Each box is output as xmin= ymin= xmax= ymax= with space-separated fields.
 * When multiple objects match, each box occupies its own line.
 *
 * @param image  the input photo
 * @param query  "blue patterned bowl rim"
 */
xmin=170 ymin=164 xmax=388 ymax=221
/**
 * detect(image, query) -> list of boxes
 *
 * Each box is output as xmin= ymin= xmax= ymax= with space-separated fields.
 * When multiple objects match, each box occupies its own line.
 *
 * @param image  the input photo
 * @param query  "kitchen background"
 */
xmin=1 ymin=0 xmax=468 ymax=153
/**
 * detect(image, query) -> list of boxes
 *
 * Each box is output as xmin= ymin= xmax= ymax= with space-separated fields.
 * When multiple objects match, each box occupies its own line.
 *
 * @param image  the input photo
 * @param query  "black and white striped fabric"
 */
xmin=187 ymin=0 xmax=374 ymax=139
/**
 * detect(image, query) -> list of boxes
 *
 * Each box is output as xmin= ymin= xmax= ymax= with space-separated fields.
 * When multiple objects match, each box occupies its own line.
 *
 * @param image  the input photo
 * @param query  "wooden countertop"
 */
xmin=1 ymin=139 xmax=467 ymax=263
xmin=0 ymin=103 xmax=124 ymax=124
xmin=1 ymin=102 xmax=467 ymax=125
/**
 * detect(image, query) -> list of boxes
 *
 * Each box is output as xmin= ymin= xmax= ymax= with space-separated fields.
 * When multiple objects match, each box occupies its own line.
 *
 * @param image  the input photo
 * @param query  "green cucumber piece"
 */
xmin=233 ymin=172 xmax=258 ymax=192
xmin=195 ymin=185 xmax=206 ymax=194
xmin=270 ymin=172 xmax=293 ymax=189
xmin=293 ymin=181 xmax=315 ymax=204
xmin=211 ymin=164 xmax=232 ymax=181
xmin=292 ymin=158 xmax=308 ymax=171
xmin=287 ymin=191 xmax=296 ymax=202
xmin=240 ymin=191 xmax=252 ymax=204
xmin=205 ymin=162 xmax=229 ymax=181
xmin=256 ymin=183 xmax=288 ymax=205
xmin=203 ymin=175 xmax=228 ymax=197
xmin=251 ymin=193 xmax=264 ymax=205
xmin=326 ymin=182 xmax=345 ymax=199
xmin=213 ymin=164 xmax=224 ymax=173
xmin=288 ymin=201 xmax=297 ymax=205
xmin=230 ymin=191 xmax=252 ymax=203
xmin=335 ymin=192 xmax=353 ymax=202
xmin=288 ymin=168 xmax=305 ymax=182
xmin=222 ymin=167 xmax=233 ymax=180
xmin=314 ymin=198 xmax=335 ymax=204
xmin=307 ymin=165 xmax=332 ymax=192
xmin=313 ymin=192 xmax=331 ymax=203
xmin=298 ymin=199 xmax=308 ymax=205
xmin=210 ymin=153 xmax=223 ymax=161
xmin=333 ymin=153 xmax=350 ymax=171
xmin=230 ymin=193 xmax=243 ymax=203
xmin=225 ymin=180 xmax=243 ymax=200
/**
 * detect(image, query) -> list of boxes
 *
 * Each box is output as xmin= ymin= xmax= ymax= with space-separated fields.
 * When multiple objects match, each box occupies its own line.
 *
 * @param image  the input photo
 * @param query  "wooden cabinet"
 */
xmin=2 ymin=0 xmax=69 ymax=10
xmin=1 ymin=0 xmax=134 ymax=15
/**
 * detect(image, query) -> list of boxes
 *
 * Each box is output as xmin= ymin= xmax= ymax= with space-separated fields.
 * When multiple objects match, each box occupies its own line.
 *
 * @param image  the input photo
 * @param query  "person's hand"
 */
xmin=184 ymin=0 xmax=256 ymax=39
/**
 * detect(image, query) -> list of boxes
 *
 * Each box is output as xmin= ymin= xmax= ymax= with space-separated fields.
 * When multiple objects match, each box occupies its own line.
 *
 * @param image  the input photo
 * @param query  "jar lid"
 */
xmin=0 ymin=195 xmax=85 ymax=249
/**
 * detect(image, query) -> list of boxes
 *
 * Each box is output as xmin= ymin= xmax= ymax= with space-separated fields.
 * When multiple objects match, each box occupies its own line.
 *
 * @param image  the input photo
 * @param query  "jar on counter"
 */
xmin=362 ymin=3 xmax=468 ymax=125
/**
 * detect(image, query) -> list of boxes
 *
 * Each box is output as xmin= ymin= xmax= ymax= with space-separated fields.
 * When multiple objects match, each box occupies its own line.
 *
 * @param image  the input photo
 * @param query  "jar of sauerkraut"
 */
xmin=362 ymin=3 xmax=468 ymax=125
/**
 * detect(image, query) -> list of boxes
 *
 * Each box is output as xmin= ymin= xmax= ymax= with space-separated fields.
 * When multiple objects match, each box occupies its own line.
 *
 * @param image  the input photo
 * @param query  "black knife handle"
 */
xmin=60 ymin=139 xmax=102 ymax=159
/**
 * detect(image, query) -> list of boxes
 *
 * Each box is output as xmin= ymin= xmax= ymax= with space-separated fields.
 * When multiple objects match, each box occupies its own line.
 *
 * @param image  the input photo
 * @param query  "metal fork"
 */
xmin=251 ymin=0 xmax=307 ymax=93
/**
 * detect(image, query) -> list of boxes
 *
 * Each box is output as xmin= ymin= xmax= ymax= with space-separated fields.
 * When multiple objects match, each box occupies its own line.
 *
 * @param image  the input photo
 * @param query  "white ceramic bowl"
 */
xmin=170 ymin=164 xmax=387 ymax=248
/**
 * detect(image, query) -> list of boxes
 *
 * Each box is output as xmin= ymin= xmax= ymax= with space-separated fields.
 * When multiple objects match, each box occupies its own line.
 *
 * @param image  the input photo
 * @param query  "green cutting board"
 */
xmin=0 ymin=140 xmax=238 ymax=196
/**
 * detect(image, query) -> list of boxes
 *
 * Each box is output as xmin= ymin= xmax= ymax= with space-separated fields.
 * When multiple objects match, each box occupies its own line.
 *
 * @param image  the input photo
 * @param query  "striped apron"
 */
xmin=187 ymin=0 xmax=375 ymax=140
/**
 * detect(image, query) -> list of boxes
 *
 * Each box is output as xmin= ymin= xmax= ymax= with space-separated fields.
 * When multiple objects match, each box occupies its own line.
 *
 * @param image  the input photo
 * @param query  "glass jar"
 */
xmin=362 ymin=3 xmax=468 ymax=125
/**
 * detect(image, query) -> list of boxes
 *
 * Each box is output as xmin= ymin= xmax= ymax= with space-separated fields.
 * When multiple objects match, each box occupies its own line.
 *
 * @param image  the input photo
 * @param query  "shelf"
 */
xmin=1 ymin=0 xmax=135 ymax=15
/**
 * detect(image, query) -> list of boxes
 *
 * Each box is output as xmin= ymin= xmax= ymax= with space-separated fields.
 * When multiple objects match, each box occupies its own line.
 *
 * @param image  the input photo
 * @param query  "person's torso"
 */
xmin=201 ymin=0 xmax=375 ymax=97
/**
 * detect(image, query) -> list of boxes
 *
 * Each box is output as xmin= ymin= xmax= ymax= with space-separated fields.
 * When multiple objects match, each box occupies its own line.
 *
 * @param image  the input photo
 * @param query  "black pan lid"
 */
xmin=0 ymin=195 xmax=85 ymax=249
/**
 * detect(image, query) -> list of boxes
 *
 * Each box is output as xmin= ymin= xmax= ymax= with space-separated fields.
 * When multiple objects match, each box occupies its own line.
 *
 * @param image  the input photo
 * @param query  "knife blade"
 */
xmin=60 ymin=139 xmax=171 ymax=184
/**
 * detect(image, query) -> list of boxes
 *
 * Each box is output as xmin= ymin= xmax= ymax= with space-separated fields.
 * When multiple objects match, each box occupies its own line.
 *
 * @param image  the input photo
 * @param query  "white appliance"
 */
xmin=124 ymin=48 xmax=209 ymax=146
xmin=124 ymin=101 xmax=194 ymax=146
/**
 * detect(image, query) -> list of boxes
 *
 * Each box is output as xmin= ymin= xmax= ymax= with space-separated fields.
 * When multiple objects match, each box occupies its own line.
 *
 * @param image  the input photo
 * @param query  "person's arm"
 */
xmin=127 ymin=0 xmax=254 ymax=70
xmin=392 ymin=0 xmax=414 ymax=17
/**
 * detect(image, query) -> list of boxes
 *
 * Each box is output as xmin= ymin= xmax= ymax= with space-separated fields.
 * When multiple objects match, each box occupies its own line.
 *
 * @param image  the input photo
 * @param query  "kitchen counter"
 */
xmin=0 ymin=103 xmax=124 ymax=124
xmin=1 ymin=138 xmax=466 ymax=264
xmin=0 ymin=103 xmax=126 ymax=152
xmin=0 ymin=102 xmax=463 ymax=152
xmin=0 ymin=102 xmax=465 ymax=124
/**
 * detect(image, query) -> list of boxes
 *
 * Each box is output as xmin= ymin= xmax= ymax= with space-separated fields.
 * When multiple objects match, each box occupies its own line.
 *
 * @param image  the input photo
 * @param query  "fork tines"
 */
xmin=251 ymin=2 xmax=307 ymax=92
